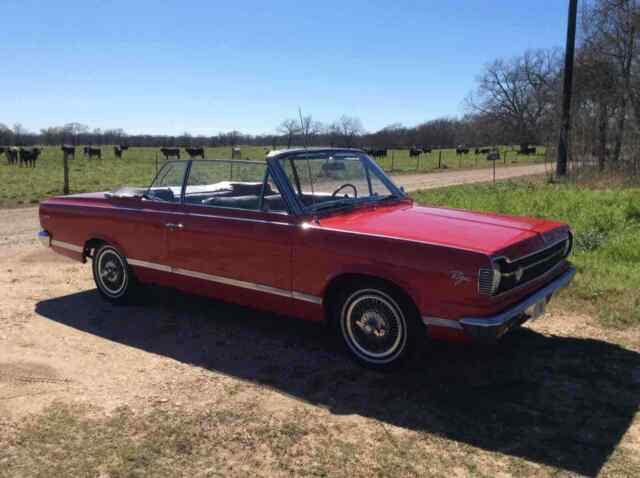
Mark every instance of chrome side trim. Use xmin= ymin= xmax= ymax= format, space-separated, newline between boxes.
xmin=128 ymin=258 xmax=322 ymax=305
xmin=183 ymin=211 xmax=294 ymax=227
xmin=422 ymin=316 xmax=463 ymax=330
xmin=38 ymin=230 xmax=50 ymax=247
xmin=127 ymin=258 xmax=172 ymax=273
xmin=460 ymin=267 xmax=576 ymax=329
xmin=50 ymin=239 xmax=83 ymax=253
xmin=172 ymin=267 xmax=293 ymax=299
xmin=292 ymin=291 xmax=323 ymax=304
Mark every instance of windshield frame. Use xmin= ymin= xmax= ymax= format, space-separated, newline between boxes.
xmin=268 ymin=149 xmax=406 ymax=215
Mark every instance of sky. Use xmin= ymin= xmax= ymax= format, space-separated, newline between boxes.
xmin=0 ymin=0 xmax=570 ymax=136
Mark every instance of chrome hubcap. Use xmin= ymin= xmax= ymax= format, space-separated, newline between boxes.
xmin=355 ymin=310 xmax=388 ymax=338
xmin=343 ymin=291 xmax=406 ymax=363
xmin=97 ymin=249 xmax=126 ymax=296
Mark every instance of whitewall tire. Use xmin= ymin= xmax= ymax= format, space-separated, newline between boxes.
xmin=92 ymin=244 xmax=137 ymax=304
xmin=337 ymin=286 xmax=417 ymax=370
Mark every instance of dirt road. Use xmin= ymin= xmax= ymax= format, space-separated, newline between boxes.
xmin=2 ymin=161 xmax=639 ymax=477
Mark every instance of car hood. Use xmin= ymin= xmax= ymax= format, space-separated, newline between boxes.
xmin=315 ymin=202 xmax=567 ymax=256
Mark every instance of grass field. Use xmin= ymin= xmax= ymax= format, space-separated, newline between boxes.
xmin=0 ymin=145 xmax=546 ymax=207
xmin=412 ymin=178 xmax=640 ymax=328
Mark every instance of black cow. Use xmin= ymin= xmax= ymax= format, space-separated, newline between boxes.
xmin=368 ymin=149 xmax=387 ymax=158
xmin=160 ymin=147 xmax=180 ymax=160
xmin=456 ymin=146 xmax=470 ymax=155
xmin=19 ymin=147 xmax=41 ymax=167
xmin=474 ymin=147 xmax=490 ymax=154
xmin=114 ymin=146 xmax=125 ymax=159
xmin=6 ymin=147 xmax=18 ymax=165
xmin=409 ymin=148 xmax=422 ymax=157
xmin=61 ymin=145 xmax=75 ymax=159
xmin=422 ymin=147 xmax=432 ymax=154
xmin=85 ymin=146 xmax=102 ymax=159
xmin=519 ymin=146 xmax=537 ymax=155
xmin=185 ymin=147 xmax=205 ymax=159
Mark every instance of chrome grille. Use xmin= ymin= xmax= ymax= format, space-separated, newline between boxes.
xmin=479 ymin=234 xmax=572 ymax=297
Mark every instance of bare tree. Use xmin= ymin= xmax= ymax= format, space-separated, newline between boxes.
xmin=332 ymin=115 xmax=364 ymax=147
xmin=466 ymin=49 xmax=561 ymax=147
xmin=582 ymin=0 xmax=639 ymax=162
xmin=12 ymin=123 xmax=26 ymax=145
xmin=0 ymin=123 xmax=13 ymax=145
xmin=63 ymin=123 xmax=89 ymax=146
xmin=278 ymin=119 xmax=300 ymax=148
xmin=300 ymin=115 xmax=323 ymax=145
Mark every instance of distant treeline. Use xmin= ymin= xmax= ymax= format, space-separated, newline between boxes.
xmin=0 ymin=115 xmax=531 ymax=151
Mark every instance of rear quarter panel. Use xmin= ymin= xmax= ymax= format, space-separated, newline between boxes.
xmin=39 ymin=196 xmax=171 ymax=266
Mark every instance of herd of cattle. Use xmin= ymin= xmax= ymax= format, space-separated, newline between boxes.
xmin=0 ymin=145 xmax=244 ymax=168
xmin=0 ymin=144 xmax=539 ymax=168
xmin=0 ymin=146 xmax=42 ymax=167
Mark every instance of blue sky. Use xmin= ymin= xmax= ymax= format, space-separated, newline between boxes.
xmin=1 ymin=0 xmax=569 ymax=136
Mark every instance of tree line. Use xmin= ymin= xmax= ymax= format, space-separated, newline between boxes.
xmin=2 ymin=0 xmax=639 ymax=172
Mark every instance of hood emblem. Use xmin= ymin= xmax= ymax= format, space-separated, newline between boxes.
xmin=450 ymin=271 xmax=471 ymax=286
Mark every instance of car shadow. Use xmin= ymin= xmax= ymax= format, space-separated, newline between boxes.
xmin=35 ymin=287 xmax=640 ymax=477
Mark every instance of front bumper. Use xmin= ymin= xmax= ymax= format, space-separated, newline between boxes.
xmin=459 ymin=267 xmax=576 ymax=342
xmin=38 ymin=230 xmax=51 ymax=247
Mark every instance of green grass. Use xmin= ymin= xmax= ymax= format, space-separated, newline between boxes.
xmin=411 ymin=178 xmax=640 ymax=327
xmin=0 ymin=145 xmax=546 ymax=207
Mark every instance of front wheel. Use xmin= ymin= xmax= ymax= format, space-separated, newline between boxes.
xmin=337 ymin=286 xmax=418 ymax=370
xmin=92 ymin=244 xmax=138 ymax=304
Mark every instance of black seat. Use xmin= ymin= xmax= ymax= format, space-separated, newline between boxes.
xmin=203 ymin=195 xmax=261 ymax=209
xmin=149 ymin=188 xmax=175 ymax=202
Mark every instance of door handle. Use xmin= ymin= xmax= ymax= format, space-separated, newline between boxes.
xmin=165 ymin=222 xmax=184 ymax=230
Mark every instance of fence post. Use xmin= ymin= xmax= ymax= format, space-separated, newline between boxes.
xmin=493 ymin=157 xmax=496 ymax=184
xmin=417 ymin=153 xmax=421 ymax=171
xmin=63 ymin=152 xmax=69 ymax=195
xmin=391 ymin=151 xmax=395 ymax=171
xmin=438 ymin=150 xmax=442 ymax=169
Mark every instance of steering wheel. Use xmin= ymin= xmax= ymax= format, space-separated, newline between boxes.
xmin=331 ymin=183 xmax=357 ymax=198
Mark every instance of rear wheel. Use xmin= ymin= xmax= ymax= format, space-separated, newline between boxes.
xmin=336 ymin=285 xmax=418 ymax=370
xmin=92 ymin=244 xmax=137 ymax=304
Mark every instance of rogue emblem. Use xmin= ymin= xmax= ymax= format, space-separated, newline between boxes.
xmin=450 ymin=271 xmax=471 ymax=286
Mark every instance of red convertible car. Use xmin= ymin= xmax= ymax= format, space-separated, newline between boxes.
xmin=39 ymin=148 xmax=575 ymax=369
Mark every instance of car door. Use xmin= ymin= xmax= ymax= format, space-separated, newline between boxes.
xmin=165 ymin=160 xmax=296 ymax=313
xmin=122 ymin=161 xmax=189 ymax=286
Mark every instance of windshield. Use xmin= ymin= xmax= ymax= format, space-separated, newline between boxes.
xmin=279 ymin=151 xmax=403 ymax=212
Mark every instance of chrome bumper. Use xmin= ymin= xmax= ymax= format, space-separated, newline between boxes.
xmin=38 ymin=230 xmax=51 ymax=247
xmin=459 ymin=267 xmax=576 ymax=342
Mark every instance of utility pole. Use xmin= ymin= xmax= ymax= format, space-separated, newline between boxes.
xmin=556 ymin=0 xmax=578 ymax=177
